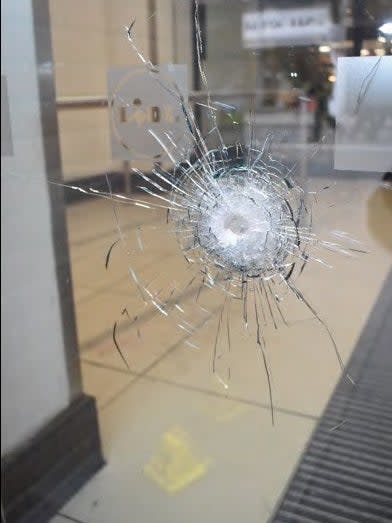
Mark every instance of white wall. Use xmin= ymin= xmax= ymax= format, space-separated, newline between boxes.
xmin=50 ymin=0 xmax=193 ymax=181
xmin=1 ymin=0 xmax=70 ymax=454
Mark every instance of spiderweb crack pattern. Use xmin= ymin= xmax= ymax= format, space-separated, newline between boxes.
xmin=96 ymin=6 xmax=366 ymax=423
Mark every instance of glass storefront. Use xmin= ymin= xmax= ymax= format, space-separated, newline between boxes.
xmin=2 ymin=1 xmax=392 ymax=522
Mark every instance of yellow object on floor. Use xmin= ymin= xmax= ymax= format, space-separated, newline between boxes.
xmin=144 ymin=427 xmax=210 ymax=494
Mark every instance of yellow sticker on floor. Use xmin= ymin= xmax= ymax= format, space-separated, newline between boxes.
xmin=144 ymin=426 xmax=210 ymax=494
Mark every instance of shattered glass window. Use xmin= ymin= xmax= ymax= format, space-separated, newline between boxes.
xmin=2 ymin=1 xmax=392 ymax=522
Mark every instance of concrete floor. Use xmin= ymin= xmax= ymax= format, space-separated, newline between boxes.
xmin=51 ymin=174 xmax=391 ymax=523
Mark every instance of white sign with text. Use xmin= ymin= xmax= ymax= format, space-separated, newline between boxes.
xmin=334 ymin=56 xmax=392 ymax=172
xmin=107 ymin=65 xmax=189 ymax=160
xmin=242 ymin=6 xmax=340 ymax=49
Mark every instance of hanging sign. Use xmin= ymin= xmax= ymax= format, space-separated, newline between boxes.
xmin=242 ymin=6 xmax=340 ymax=49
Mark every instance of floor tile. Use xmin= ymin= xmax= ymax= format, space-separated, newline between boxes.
xmin=80 ymin=362 xmax=135 ymax=409
xmin=57 ymin=378 xmax=315 ymax=523
xmin=69 ymin=238 xmax=130 ymax=299
xmin=74 ymin=290 xmax=128 ymax=349
xmin=79 ymin=267 xmax=222 ymax=373
xmin=61 ymin=175 xmax=391 ymax=523
xmin=80 ymin=289 xmax=214 ymax=374
xmin=145 ymin=311 xmax=350 ymax=418
xmin=66 ymin=198 xmax=116 ymax=246
xmin=144 ymin=269 xmax=389 ymax=419
xmin=143 ymin=178 xmax=392 ymax=418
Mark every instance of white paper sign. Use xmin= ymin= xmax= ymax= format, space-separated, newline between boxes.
xmin=242 ymin=6 xmax=340 ymax=49
xmin=107 ymin=65 xmax=188 ymax=160
xmin=334 ymin=56 xmax=392 ymax=172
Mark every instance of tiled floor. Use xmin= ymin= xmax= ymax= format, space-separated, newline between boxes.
xmin=51 ymin=174 xmax=391 ymax=523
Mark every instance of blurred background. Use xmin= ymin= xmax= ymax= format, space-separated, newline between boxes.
xmin=2 ymin=1 xmax=392 ymax=522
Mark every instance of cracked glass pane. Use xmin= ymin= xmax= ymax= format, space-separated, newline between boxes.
xmin=2 ymin=1 xmax=392 ymax=522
